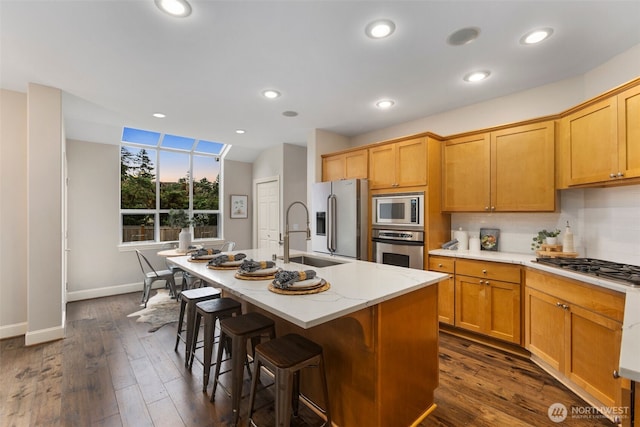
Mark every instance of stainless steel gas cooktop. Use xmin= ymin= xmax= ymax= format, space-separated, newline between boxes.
xmin=535 ymin=257 xmax=640 ymax=287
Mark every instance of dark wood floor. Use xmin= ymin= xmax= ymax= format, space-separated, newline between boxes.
xmin=0 ymin=291 xmax=615 ymax=427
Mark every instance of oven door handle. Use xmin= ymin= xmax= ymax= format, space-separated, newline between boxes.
xmin=327 ymin=194 xmax=337 ymax=253
xmin=371 ymin=237 xmax=424 ymax=246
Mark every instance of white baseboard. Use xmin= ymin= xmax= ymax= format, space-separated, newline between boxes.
xmin=24 ymin=323 xmax=65 ymax=346
xmin=65 ymin=281 xmax=170 ymax=302
xmin=0 ymin=322 xmax=28 ymax=340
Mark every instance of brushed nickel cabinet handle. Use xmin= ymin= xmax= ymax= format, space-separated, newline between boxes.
xmin=612 ymin=369 xmax=620 ymax=379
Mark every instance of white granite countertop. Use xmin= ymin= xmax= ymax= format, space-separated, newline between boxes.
xmin=429 ymin=248 xmax=640 ymax=384
xmin=168 ymin=248 xmax=447 ymax=329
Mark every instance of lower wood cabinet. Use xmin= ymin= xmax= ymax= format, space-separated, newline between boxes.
xmin=454 ymin=259 xmax=522 ymax=344
xmin=428 ymin=256 xmax=455 ymax=325
xmin=525 ymin=268 xmax=626 ymax=411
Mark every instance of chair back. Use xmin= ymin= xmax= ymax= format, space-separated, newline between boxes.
xmin=136 ymin=249 xmax=160 ymax=278
xmin=221 ymin=241 xmax=236 ymax=251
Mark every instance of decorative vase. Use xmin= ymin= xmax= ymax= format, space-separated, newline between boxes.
xmin=178 ymin=228 xmax=191 ymax=252
xmin=545 ymin=236 xmax=557 ymax=245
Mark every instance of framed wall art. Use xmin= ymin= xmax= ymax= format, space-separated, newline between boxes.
xmin=230 ymin=194 xmax=248 ymax=219
xmin=480 ymin=228 xmax=500 ymax=251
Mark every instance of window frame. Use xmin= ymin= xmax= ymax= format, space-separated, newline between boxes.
xmin=119 ymin=129 xmax=227 ymax=247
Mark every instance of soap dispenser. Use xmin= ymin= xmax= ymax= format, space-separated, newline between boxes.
xmin=562 ymin=221 xmax=574 ymax=253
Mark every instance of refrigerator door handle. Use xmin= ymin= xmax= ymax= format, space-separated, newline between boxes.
xmin=327 ymin=194 xmax=337 ymax=253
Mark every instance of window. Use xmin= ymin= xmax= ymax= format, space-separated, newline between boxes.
xmin=120 ymin=127 xmax=227 ymax=244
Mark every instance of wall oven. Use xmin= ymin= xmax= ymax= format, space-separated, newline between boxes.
xmin=372 ymin=192 xmax=424 ymax=229
xmin=372 ymin=229 xmax=424 ymax=270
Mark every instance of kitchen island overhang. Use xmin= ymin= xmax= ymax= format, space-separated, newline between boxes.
xmin=167 ymin=249 xmax=447 ymax=427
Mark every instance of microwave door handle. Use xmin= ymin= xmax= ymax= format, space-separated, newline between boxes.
xmin=327 ymin=194 xmax=337 ymax=253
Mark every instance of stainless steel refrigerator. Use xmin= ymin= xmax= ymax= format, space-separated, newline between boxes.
xmin=311 ymin=179 xmax=368 ymax=259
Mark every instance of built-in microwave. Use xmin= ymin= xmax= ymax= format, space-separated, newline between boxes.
xmin=372 ymin=193 xmax=424 ymax=228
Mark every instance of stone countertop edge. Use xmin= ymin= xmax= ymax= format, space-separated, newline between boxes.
xmin=619 ymin=289 xmax=640 ymax=382
xmin=167 ymin=250 xmax=448 ymax=330
xmin=428 ymin=249 xmax=632 ymax=294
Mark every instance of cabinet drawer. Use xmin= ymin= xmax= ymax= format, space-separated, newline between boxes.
xmin=525 ymin=268 xmax=625 ymax=322
xmin=456 ymin=259 xmax=521 ymax=283
xmin=428 ymin=256 xmax=455 ymax=273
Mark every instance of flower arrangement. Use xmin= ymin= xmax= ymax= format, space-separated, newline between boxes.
xmin=531 ymin=229 xmax=561 ymax=250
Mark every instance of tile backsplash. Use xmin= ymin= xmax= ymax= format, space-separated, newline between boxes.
xmin=450 ymin=185 xmax=640 ymax=265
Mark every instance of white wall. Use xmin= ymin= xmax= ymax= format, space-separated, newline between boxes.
xmin=222 ymin=159 xmax=253 ymax=250
xmin=0 ymin=89 xmax=28 ymax=338
xmin=26 ymin=83 xmax=64 ymax=344
xmin=252 ymin=143 xmax=308 ymax=251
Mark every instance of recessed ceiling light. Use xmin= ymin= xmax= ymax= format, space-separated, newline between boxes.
xmin=463 ymin=71 xmax=491 ymax=82
xmin=152 ymin=112 xmax=166 ymax=118
xmin=235 ymin=129 xmax=245 ymax=134
xmin=375 ymin=99 xmax=395 ymax=109
xmin=447 ymin=27 xmax=481 ymax=46
xmin=365 ymin=19 xmax=396 ymax=39
xmin=520 ymin=28 xmax=554 ymax=45
xmin=282 ymin=111 xmax=298 ymax=117
xmin=154 ymin=0 xmax=192 ymax=18
xmin=262 ymin=89 xmax=281 ymax=99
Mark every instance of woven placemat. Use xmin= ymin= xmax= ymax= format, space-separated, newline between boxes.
xmin=187 ymin=258 xmax=211 ymax=263
xmin=207 ymin=265 xmax=238 ymax=270
xmin=268 ymin=281 xmax=330 ymax=295
xmin=234 ymin=272 xmax=276 ymax=281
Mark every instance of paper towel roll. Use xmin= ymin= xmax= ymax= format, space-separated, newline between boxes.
xmin=454 ymin=228 xmax=469 ymax=250
xmin=469 ymin=237 xmax=481 ymax=253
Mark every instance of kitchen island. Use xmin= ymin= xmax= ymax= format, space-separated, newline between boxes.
xmin=168 ymin=248 xmax=448 ymax=427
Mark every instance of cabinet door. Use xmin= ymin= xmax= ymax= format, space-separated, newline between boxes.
xmin=491 ymin=121 xmax=556 ymax=211
xmin=368 ymin=144 xmax=396 ymax=189
xmin=454 ymin=275 xmax=485 ymax=334
xmin=395 ymin=138 xmax=427 ymax=187
xmin=486 ymin=280 xmax=521 ymax=344
xmin=322 ymin=154 xmax=345 ymax=182
xmin=344 ymin=150 xmax=368 ymax=179
xmin=562 ymin=97 xmax=618 ymax=185
xmin=442 ymin=133 xmax=490 ymax=211
xmin=618 ymin=84 xmax=640 ymax=180
xmin=525 ymin=287 xmax=566 ymax=371
xmin=566 ymin=303 xmax=623 ymax=408
xmin=437 ymin=276 xmax=455 ymax=325
xmin=429 ymin=256 xmax=455 ymax=325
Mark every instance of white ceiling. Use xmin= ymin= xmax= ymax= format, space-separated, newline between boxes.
xmin=2 ymin=1 xmax=640 ymax=162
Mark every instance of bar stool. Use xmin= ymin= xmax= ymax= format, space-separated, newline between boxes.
xmin=174 ymin=287 xmax=221 ymax=367
xmin=248 ymin=333 xmax=331 ymax=427
xmin=211 ymin=312 xmax=276 ymax=426
xmin=189 ymin=297 xmax=243 ymax=392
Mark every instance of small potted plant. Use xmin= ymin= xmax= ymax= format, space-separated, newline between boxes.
xmin=168 ymin=209 xmax=192 ymax=252
xmin=531 ymin=229 xmax=561 ymax=250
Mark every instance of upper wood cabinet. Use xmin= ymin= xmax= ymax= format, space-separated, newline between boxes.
xmin=559 ymin=83 xmax=640 ymax=187
xmin=321 ymin=149 xmax=368 ymax=182
xmin=368 ymin=137 xmax=427 ymax=189
xmin=443 ymin=121 xmax=556 ymax=212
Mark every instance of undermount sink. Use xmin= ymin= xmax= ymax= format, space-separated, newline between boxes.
xmin=287 ymin=255 xmax=347 ymax=268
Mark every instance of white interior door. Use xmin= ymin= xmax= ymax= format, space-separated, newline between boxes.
xmin=255 ymin=178 xmax=280 ymax=251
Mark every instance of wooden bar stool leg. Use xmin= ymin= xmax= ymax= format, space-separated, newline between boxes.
xmin=200 ymin=313 xmax=215 ymax=391
xmin=230 ymin=331 xmax=247 ymax=426
xmin=275 ymin=367 xmax=295 ymax=427
xmin=174 ymin=300 xmax=186 ymax=351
